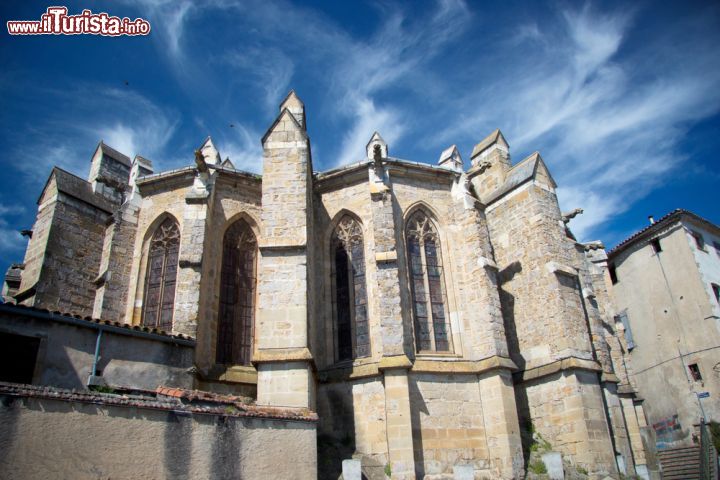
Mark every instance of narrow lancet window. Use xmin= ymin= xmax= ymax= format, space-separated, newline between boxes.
xmin=142 ymin=217 xmax=180 ymax=331
xmin=217 ymin=219 xmax=257 ymax=366
xmin=406 ymin=210 xmax=452 ymax=352
xmin=332 ymin=216 xmax=370 ymax=361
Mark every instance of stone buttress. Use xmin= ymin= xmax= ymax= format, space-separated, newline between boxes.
xmin=254 ymin=91 xmax=316 ymax=409
xmin=469 ymin=130 xmax=619 ymax=478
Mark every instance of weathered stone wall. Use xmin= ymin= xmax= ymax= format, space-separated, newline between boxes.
xmin=88 ymin=149 xmax=130 ymax=204
xmin=314 ymin=176 xmax=378 ymax=367
xmin=481 ymin=167 xmax=617 ymax=476
xmin=317 ymin=378 xmax=389 ymax=478
xmin=0 ymin=306 xmax=194 ymax=391
xmin=484 ymin=182 xmax=594 ymax=370
xmin=409 ymin=373 xmax=491 ymax=477
xmin=92 ymin=203 xmax=140 ymax=323
xmin=0 ymin=394 xmax=317 ymax=480
xmin=520 ymin=370 xmax=617 ymax=477
xmin=255 ymin=104 xmax=315 ymax=410
xmin=194 ymin=174 xmax=261 ymax=374
xmin=31 ymin=192 xmax=109 ymax=317
xmin=126 ymin=175 xmax=192 ymax=326
xmin=18 ymin=178 xmax=57 ymax=300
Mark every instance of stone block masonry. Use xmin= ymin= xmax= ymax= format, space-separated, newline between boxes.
xmin=2 ymin=93 xmax=650 ymax=480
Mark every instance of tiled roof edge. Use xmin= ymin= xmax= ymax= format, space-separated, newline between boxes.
xmin=0 ymin=302 xmax=195 ymax=345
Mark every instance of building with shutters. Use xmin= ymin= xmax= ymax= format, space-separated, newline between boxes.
xmin=607 ymin=210 xmax=720 ymax=450
xmin=1 ymin=91 xmax=652 ymax=479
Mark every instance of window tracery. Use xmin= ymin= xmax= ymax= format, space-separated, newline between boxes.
xmin=216 ymin=220 xmax=257 ymax=366
xmin=331 ymin=216 xmax=370 ymax=361
xmin=406 ymin=210 xmax=452 ymax=352
xmin=142 ymin=217 xmax=180 ymax=331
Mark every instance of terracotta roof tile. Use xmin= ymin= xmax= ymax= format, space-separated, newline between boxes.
xmin=0 ymin=382 xmax=317 ymax=422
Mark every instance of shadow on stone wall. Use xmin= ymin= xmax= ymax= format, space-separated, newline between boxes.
xmin=211 ymin=416 xmax=241 ymax=479
xmin=0 ymin=395 xmax=19 ymax=469
xmin=164 ymin=411 xmax=193 ymax=478
xmin=409 ymin=377 xmax=428 ymax=479
xmin=318 ymin=386 xmax=356 ymax=480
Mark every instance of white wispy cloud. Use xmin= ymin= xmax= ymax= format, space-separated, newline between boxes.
xmin=220 ymin=48 xmax=295 ymax=110
xmin=12 ymin=85 xmax=177 ymax=182
xmin=217 ymin=124 xmax=264 ymax=174
xmin=111 ymin=0 xmax=720 ymax=243
xmin=0 ymin=205 xmax=27 ymax=254
xmin=431 ymin=4 xmax=720 ymax=240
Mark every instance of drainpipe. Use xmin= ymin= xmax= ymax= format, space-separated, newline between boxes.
xmin=87 ymin=330 xmax=107 ymax=387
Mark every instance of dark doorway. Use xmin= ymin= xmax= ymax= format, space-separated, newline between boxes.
xmin=0 ymin=332 xmax=40 ymax=384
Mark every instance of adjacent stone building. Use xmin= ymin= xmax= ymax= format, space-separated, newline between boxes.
xmin=2 ymin=91 xmax=650 ymax=479
xmin=607 ymin=210 xmax=720 ymax=451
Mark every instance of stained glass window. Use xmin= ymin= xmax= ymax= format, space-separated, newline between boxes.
xmin=216 ymin=219 xmax=257 ymax=366
xmin=331 ymin=216 xmax=370 ymax=361
xmin=142 ymin=217 xmax=180 ymax=331
xmin=406 ymin=210 xmax=452 ymax=352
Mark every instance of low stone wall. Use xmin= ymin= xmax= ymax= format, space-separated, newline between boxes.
xmin=0 ymin=383 xmax=317 ymax=480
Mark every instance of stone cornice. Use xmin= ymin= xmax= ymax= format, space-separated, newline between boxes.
xmin=513 ymin=357 xmax=602 ymax=383
xmin=412 ymin=355 xmax=518 ymax=374
xmin=252 ymin=347 xmax=315 ymax=367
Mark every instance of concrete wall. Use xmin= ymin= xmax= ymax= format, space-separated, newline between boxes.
xmin=0 ymin=307 xmax=194 ymax=391
xmin=0 ymin=394 xmax=316 ymax=480
xmin=611 ymin=220 xmax=720 ymax=447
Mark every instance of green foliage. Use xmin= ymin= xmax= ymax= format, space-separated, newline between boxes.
xmin=528 ymin=460 xmax=547 ymax=475
xmin=384 ymin=463 xmax=392 ymax=477
xmin=709 ymin=421 xmax=720 ymax=453
xmin=577 ymin=466 xmax=588 ymax=475
xmin=89 ymin=385 xmax=116 ymax=394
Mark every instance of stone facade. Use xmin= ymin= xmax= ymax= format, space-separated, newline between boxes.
xmin=2 ymin=91 xmax=649 ymax=479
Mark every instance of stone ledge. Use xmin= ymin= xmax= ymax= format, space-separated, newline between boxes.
xmin=545 ymin=261 xmax=578 ymax=277
xmin=514 ymin=357 xmax=602 ymax=383
xmin=600 ymin=372 xmax=620 ymax=384
xmin=318 ymin=361 xmax=381 ymax=383
xmin=202 ymin=365 xmax=258 ymax=384
xmin=258 ymin=244 xmax=307 ymax=253
xmin=378 ymin=354 xmax=413 ymax=371
xmin=375 ymin=251 xmax=397 ymax=263
xmin=253 ymin=347 xmax=314 ymax=365
xmin=185 ymin=191 xmax=209 ymax=204
xmin=412 ymin=355 xmax=517 ymax=375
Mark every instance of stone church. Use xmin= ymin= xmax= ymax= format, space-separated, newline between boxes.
xmin=3 ymin=91 xmax=651 ymax=479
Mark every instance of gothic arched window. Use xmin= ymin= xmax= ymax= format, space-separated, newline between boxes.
xmin=142 ymin=217 xmax=180 ymax=331
xmin=216 ymin=219 xmax=257 ymax=366
xmin=332 ymin=216 xmax=370 ymax=361
xmin=406 ymin=210 xmax=452 ymax=352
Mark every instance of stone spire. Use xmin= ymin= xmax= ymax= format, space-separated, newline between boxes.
xmin=470 ymin=128 xmax=509 ymax=169
xmin=438 ymin=144 xmax=463 ymax=171
xmin=366 ymin=131 xmax=388 ymax=159
xmin=279 ymin=90 xmax=306 ymax=130
xmin=468 ymin=129 xmax=511 ymax=197
xmin=198 ymin=136 xmax=222 ymax=165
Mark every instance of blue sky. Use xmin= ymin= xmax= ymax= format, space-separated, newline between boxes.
xmin=1 ymin=0 xmax=719 ymax=274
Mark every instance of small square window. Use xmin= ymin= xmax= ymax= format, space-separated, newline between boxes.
xmin=688 ymin=363 xmax=702 ymax=382
xmin=712 ymin=283 xmax=720 ymax=304
xmin=691 ymin=231 xmax=706 ymax=251
xmin=650 ymin=238 xmax=662 ymax=253
xmin=609 ymin=264 xmax=618 ymax=284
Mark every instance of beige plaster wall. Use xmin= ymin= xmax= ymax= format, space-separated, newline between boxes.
xmin=0 ymin=395 xmax=317 ymax=480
